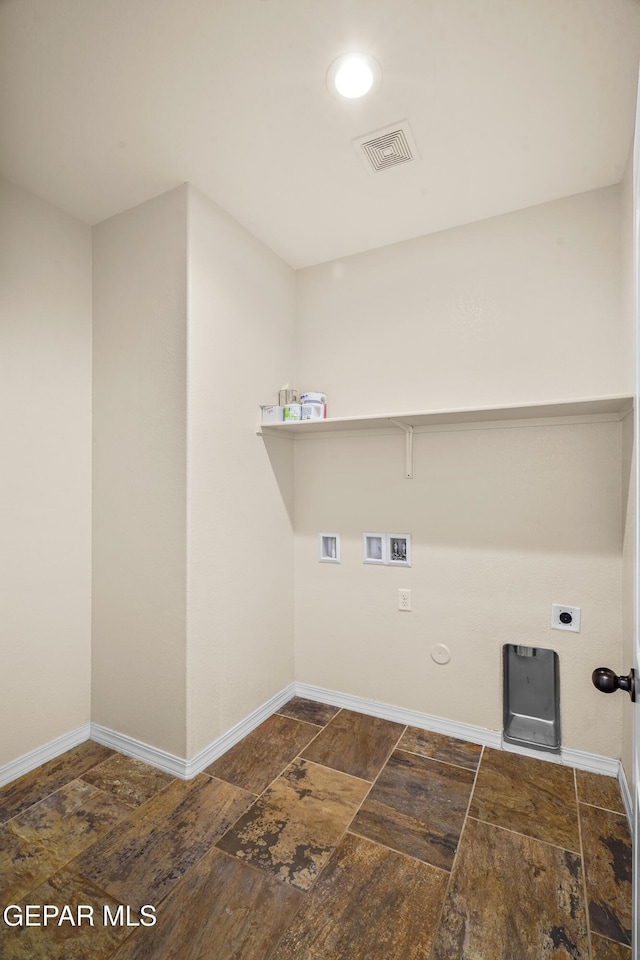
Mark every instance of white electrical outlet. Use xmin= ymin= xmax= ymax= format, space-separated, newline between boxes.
xmin=398 ymin=589 xmax=411 ymax=611
xmin=551 ymin=604 xmax=581 ymax=633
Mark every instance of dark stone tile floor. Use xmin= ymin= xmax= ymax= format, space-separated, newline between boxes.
xmin=0 ymin=698 xmax=632 ymax=959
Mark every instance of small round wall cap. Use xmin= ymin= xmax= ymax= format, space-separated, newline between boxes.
xmin=431 ymin=644 xmax=451 ymax=665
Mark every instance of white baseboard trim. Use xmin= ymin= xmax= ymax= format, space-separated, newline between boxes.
xmin=618 ymin=763 xmax=634 ymax=836
xmin=185 ymin=682 xmax=296 ymax=779
xmin=561 ymin=746 xmax=621 ymax=778
xmin=501 ymin=737 xmax=621 ymax=777
xmin=294 ymin=682 xmax=623 ymax=780
xmin=294 ymin=682 xmax=502 ymax=748
xmin=0 ymin=723 xmax=91 ymax=788
xmin=91 ymin=681 xmax=297 ymax=781
xmin=0 ymin=683 xmax=298 ymax=788
xmin=1 ymin=682 xmax=627 ymax=831
xmin=90 ymin=724 xmax=188 ymax=779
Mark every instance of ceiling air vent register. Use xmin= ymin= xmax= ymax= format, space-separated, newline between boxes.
xmin=353 ymin=120 xmax=420 ymax=174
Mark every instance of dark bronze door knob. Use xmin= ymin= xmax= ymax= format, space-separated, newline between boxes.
xmin=592 ymin=667 xmax=636 ymax=701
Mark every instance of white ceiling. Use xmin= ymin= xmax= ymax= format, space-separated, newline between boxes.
xmin=1 ymin=0 xmax=639 ymax=268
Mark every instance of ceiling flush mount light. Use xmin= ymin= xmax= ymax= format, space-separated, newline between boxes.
xmin=327 ymin=53 xmax=381 ymax=100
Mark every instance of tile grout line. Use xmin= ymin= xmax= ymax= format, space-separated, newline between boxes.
xmin=342 ymin=720 xmax=409 ymax=818
xmin=69 ymin=779 xmax=257 ymax=949
xmin=346 ymin=738 xmax=481 ymax=871
xmin=285 ymin=720 xmax=410 ymax=895
xmin=60 ymin=862 xmax=136 ymax=907
xmin=288 ymin=717 xmax=485 ymax=907
xmin=76 ymin=752 xmax=179 ymax=810
xmin=8 ymin=745 xmax=208 ymax=829
xmin=308 ymin=718 xmax=408 ymax=851
xmin=136 ymin=741 xmax=598 ymax=959
xmin=1 ymin=774 xmax=134 ymax=833
xmin=426 ymin=744 xmax=486 ymax=960
xmin=10 ymin=862 xmax=143 ymax=960
xmin=576 ymin=798 xmax=633 ymax=952
xmin=211 ymin=708 xmax=466 ymax=812
xmin=8 ymin=835 xmax=151 ymax=926
xmin=254 ymin=708 xmax=403 ymax=960
xmin=76 ymin=773 xmax=179 ymax=812
xmin=8 ymin=706 xmax=620 ymax=960
xmin=297 ymin=708 xmax=405 ymax=783
xmin=445 ymin=745 xmax=485 ymax=870
xmin=212 ymin=839 xmax=336 ymax=960
xmin=261 ymin=717 xmax=409 ymax=960
xmin=590 ymin=931 xmax=633 ymax=951
xmin=83 ymin=784 xmax=273 ymax=956
xmin=1 ymin=771 xmax=209 ymax=934
xmin=0 ymin=748 xmax=118 ymax=829
xmin=258 ymin=710 xmax=344 ymax=797
xmin=83 ymin=778 xmax=266 ymax=956
xmin=6 ymin=777 xmax=221 ymax=922
xmin=394 ymin=744 xmax=482 ymax=774
xmin=217 ymin=712 xmax=478 ymax=908
xmin=295 ymin=755 xmax=376 ymax=786
xmin=578 ymin=798 xmax=629 ymax=818
xmin=210 ymin=711 xmax=340 ymax=804
xmin=261 ymin=864 xmax=313 ymax=960
xmin=208 ymin=710 xmax=349 ymax=857
xmin=236 ymin=708 xmax=402 ymax=804
xmin=1 ymin=778 xmax=83 ymax=828
xmin=4 ymin=718 xmax=336 ymax=838
xmin=465 ymin=815 xmax=582 ymax=858
xmin=274 ymin=705 xmax=340 ymax=726
xmin=575 ymin=767 xmax=594 ymax=960
xmin=345 ymin=825 xmax=452 ymax=873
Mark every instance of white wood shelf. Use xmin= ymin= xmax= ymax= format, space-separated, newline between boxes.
xmin=258 ymin=395 xmax=633 ymax=438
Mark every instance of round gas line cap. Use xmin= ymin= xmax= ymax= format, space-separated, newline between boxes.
xmin=431 ymin=644 xmax=451 ymax=665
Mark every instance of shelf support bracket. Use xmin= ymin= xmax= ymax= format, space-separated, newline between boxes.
xmin=389 ymin=419 xmax=414 ymax=479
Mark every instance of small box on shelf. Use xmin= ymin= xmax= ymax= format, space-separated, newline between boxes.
xmin=261 ymin=405 xmax=284 ymax=423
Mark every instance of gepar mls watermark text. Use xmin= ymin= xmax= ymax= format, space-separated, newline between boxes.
xmin=2 ymin=903 xmax=157 ymax=927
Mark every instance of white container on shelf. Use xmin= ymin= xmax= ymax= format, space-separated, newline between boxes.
xmin=261 ymin=405 xmax=284 ymax=423
xmin=300 ymin=392 xmax=327 ymax=405
xmin=301 ymin=403 xmax=325 ymax=420
xmin=283 ymin=404 xmax=302 ymax=421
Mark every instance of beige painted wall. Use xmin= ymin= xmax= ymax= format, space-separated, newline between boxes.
xmin=92 ymin=187 xmax=188 ymax=757
xmin=296 ymin=187 xmax=629 ymax=418
xmin=0 ymin=177 xmax=92 ymax=766
xmin=186 ymin=186 xmax=295 ymax=757
xmin=92 ymin=182 xmax=295 ymax=761
xmin=294 ymin=186 xmax=629 ymax=758
xmin=2 ymin=172 xmax=629 ymax=769
xmin=294 ymin=422 xmax=623 ymax=755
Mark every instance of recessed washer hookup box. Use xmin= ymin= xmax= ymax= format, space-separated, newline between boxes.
xmin=503 ymin=644 xmax=560 ymax=753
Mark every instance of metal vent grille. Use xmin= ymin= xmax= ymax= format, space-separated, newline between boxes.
xmin=353 ymin=121 xmax=419 ymax=174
